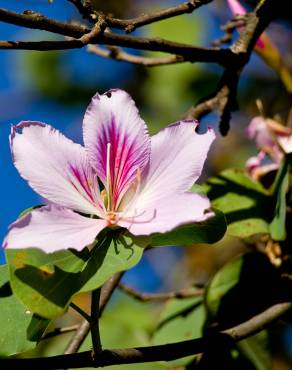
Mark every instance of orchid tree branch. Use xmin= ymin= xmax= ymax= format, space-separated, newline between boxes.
xmin=187 ymin=0 xmax=279 ymax=134
xmin=105 ymin=0 xmax=214 ymax=33
xmin=87 ymin=45 xmax=186 ymax=66
xmin=67 ymin=0 xmax=213 ymax=29
xmin=90 ymin=288 xmax=102 ymax=358
xmin=63 ymin=271 xmax=124 ymax=355
xmin=67 ymin=0 xmax=96 ymax=22
xmin=1 ymin=301 xmax=291 ymax=369
xmin=118 ymin=283 xmax=204 ymax=301
xmin=70 ymin=302 xmax=91 ymax=322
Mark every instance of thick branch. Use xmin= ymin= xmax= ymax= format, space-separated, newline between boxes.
xmin=1 ymin=302 xmax=291 ymax=369
xmin=118 ymin=283 xmax=203 ymax=301
xmin=0 ymin=8 xmax=236 ymax=67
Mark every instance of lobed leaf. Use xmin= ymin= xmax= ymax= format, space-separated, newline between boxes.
xmin=6 ymin=232 xmax=143 ymax=319
xmin=0 ymin=265 xmax=49 ymax=356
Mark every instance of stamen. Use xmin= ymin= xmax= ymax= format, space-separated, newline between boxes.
xmin=106 ymin=142 xmax=113 ymax=211
xmin=120 ymin=209 xmax=157 ymax=225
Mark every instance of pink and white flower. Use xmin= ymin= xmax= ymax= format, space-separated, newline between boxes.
xmin=246 ymin=115 xmax=292 ymax=179
xmin=4 ymin=89 xmax=215 ymax=253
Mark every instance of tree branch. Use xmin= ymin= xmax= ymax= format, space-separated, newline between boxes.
xmin=87 ymin=45 xmax=186 ymax=66
xmin=67 ymin=0 xmax=96 ymax=22
xmin=106 ymin=0 xmax=214 ymax=33
xmin=90 ymin=288 xmax=102 ymax=358
xmin=0 ymin=8 xmax=236 ymax=67
xmin=63 ymin=272 xmax=124 ymax=355
xmin=118 ymin=283 xmax=203 ymax=301
xmin=1 ymin=302 xmax=291 ymax=369
xmin=188 ymin=0 xmax=279 ymax=134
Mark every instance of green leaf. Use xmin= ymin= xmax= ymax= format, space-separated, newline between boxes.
xmin=205 ymin=253 xmax=283 ymax=327
xmin=205 ymin=169 xmax=273 ymax=238
xmin=205 ymin=256 xmax=243 ymax=317
xmin=237 ymin=331 xmax=271 ymax=370
xmin=142 ymin=209 xmax=226 ymax=247
xmin=269 ymin=159 xmax=289 ymax=240
xmin=153 ymin=296 xmax=205 ymax=367
xmin=0 ymin=265 xmax=49 ymax=356
xmin=6 ymin=232 xmax=143 ymax=319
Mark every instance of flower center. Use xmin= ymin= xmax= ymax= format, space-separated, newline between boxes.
xmin=103 ymin=142 xmax=143 ymax=227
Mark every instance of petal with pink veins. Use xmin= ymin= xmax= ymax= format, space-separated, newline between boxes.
xmin=3 ymin=205 xmax=107 ymax=253
xmin=118 ymin=192 xmax=212 ymax=236
xmin=11 ymin=121 xmax=103 ymax=216
xmin=134 ymin=121 xmax=215 ymax=206
xmin=277 ymin=135 xmax=292 ymax=154
xmin=83 ymin=89 xmax=150 ymax=208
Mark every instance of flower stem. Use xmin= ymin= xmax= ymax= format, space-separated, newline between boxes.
xmin=90 ymin=287 xmax=102 ymax=358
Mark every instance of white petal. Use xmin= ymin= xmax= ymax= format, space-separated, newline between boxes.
xmin=118 ymin=193 xmax=212 ymax=236
xmin=3 ymin=205 xmax=107 ymax=253
xmin=11 ymin=121 xmax=103 ymax=216
xmin=83 ymin=89 xmax=150 ymax=208
xmin=136 ymin=120 xmax=215 ymax=206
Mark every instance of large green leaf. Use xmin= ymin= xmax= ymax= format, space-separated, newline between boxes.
xmin=270 ymin=158 xmax=289 ymax=241
xmin=153 ymin=296 xmax=205 ymax=368
xmin=0 ymin=265 xmax=49 ymax=356
xmin=6 ymin=232 xmax=143 ymax=319
xmin=205 ymin=252 xmax=283 ymax=328
xmin=205 ymin=256 xmax=243 ymax=318
xmin=205 ymin=169 xmax=273 ymax=238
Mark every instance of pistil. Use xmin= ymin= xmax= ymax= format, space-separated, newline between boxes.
xmin=106 ymin=142 xmax=113 ymax=212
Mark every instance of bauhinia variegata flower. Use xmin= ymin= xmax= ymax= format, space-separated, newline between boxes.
xmin=4 ymin=89 xmax=215 ymax=252
xmin=246 ymin=115 xmax=292 ymax=180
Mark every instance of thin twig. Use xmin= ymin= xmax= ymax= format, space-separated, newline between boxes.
xmin=67 ymin=0 xmax=96 ymax=22
xmin=118 ymin=283 xmax=204 ymax=302
xmin=106 ymin=0 xmax=214 ymax=33
xmin=70 ymin=302 xmax=91 ymax=322
xmin=88 ymin=45 xmax=185 ymax=66
xmin=41 ymin=325 xmax=79 ymax=340
xmin=1 ymin=302 xmax=291 ymax=369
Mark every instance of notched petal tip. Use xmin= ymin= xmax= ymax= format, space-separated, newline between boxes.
xmin=10 ymin=121 xmax=47 ymax=160
xmin=4 ymin=205 xmax=106 ymax=253
xmin=83 ymin=88 xmax=151 ymax=207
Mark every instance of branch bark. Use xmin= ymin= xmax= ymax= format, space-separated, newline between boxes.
xmin=118 ymin=283 xmax=203 ymax=301
xmin=88 ymin=45 xmax=186 ymax=66
xmin=106 ymin=0 xmax=214 ymax=33
xmin=0 ymin=8 xmax=236 ymax=67
xmin=1 ymin=301 xmax=291 ymax=369
xmin=187 ymin=0 xmax=279 ymax=134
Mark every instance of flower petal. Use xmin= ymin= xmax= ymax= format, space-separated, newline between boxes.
xmin=83 ymin=89 xmax=150 ymax=208
xmin=11 ymin=121 xmax=103 ymax=215
xmin=118 ymin=193 xmax=212 ymax=236
xmin=136 ymin=120 xmax=215 ymax=205
xmin=3 ymin=205 xmax=107 ymax=253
